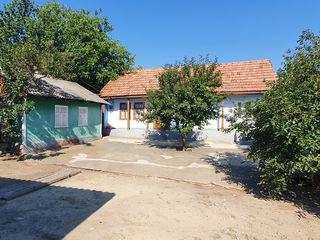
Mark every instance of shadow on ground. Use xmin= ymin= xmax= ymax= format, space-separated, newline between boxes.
xmin=203 ymin=152 xmax=320 ymax=218
xmin=142 ymin=138 xmax=208 ymax=150
xmin=23 ymin=151 xmax=65 ymax=161
xmin=0 ymin=177 xmax=115 ymax=240
xmin=142 ymin=131 xmax=208 ymax=150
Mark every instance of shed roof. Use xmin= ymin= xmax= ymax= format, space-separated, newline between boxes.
xmin=100 ymin=59 xmax=277 ymax=98
xmin=27 ymin=74 xmax=106 ymax=104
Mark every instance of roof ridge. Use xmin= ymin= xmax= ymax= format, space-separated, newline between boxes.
xmin=218 ymin=59 xmax=271 ymax=65
xmin=126 ymin=59 xmax=272 ymax=72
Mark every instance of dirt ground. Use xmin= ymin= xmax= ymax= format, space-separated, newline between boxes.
xmin=0 ymin=161 xmax=64 ymax=189
xmin=0 ymin=170 xmax=319 ymax=240
xmin=0 ymin=138 xmax=319 ymax=239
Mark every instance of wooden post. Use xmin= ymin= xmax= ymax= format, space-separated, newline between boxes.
xmin=221 ymin=100 xmax=225 ymax=130
xmin=127 ymin=98 xmax=131 ymax=129
xmin=146 ymin=98 xmax=149 ymax=130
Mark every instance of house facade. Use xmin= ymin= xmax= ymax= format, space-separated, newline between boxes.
xmin=22 ymin=74 xmax=106 ymax=150
xmin=100 ymin=60 xmax=277 ymax=141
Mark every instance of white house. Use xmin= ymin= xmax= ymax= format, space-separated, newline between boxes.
xmin=100 ymin=60 xmax=277 ymax=142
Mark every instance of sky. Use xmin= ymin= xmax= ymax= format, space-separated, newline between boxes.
xmin=3 ymin=0 xmax=320 ymax=71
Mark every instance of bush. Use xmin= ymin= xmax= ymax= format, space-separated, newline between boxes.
xmin=226 ymin=30 xmax=320 ymax=196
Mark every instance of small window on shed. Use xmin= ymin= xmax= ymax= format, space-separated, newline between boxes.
xmin=78 ymin=107 xmax=88 ymax=126
xmin=55 ymin=105 xmax=68 ymax=128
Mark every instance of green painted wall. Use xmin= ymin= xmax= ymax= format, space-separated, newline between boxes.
xmin=26 ymin=96 xmax=102 ymax=149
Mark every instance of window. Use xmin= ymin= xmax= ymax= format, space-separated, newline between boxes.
xmin=55 ymin=105 xmax=68 ymax=128
xmin=233 ymin=102 xmax=243 ymax=118
xmin=133 ymin=102 xmax=145 ymax=120
xmin=78 ymin=107 xmax=88 ymax=126
xmin=119 ymin=103 xmax=128 ymax=120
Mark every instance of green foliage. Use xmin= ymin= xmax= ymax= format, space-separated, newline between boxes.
xmin=226 ymin=30 xmax=320 ymax=196
xmin=29 ymin=2 xmax=134 ymax=92
xmin=0 ymin=0 xmax=134 ymax=145
xmin=0 ymin=0 xmax=36 ymax=142
xmin=145 ymin=56 xmax=224 ymax=149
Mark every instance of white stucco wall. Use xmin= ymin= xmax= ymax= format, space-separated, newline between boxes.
xmin=108 ymin=98 xmax=153 ymax=129
xmin=223 ymin=94 xmax=262 ymax=129
xmin=107 ymin=94 xmax=262 ymax=130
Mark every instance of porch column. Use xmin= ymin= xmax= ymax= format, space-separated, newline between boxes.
xmin=127 ymin=98 xmax=131 ymax=129
xmin=146 ymin=98 xmax=149 ymax=130
xmin=221 ymin=100 xmax=225 ymax=130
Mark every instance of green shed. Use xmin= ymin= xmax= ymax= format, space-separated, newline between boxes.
xmin=23 ymin=74 xmax=106 ymax=151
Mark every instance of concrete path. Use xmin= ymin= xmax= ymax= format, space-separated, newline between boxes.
xmin=33 ymin=137 xmax=257 ymax=190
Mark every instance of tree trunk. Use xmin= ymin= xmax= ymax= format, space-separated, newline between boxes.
xmin=182 ymin=137 xmax=186 ymax=150
xmin=176 ymin=128 xmax=185 ymax=151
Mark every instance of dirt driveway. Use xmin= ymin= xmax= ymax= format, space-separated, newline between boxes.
xmin=0 ymin=137 xmax=319 ymax=239
xmin=1 ymin=170 xmax=319 ymax=240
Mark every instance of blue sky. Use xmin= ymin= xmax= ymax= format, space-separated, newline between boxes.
xmin=3 ymin=0 xmax=320 ymax=71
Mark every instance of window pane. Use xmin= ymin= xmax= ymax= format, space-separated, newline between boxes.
xmin=121 ymin=111 xmax=126 ymax=119
xmin=79 ymin=107 xmax=88 ymax=126
xmin=120 ymin=103 xmax=127 ymax=110
xmin=55 ymin=105 xmax=68 ymax=127
xmin=134 ymin=102 xmax=144 ymax=109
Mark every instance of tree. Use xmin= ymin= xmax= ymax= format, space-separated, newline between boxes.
xmin=28 ymin=2 xmax=134 ymax=92
xmin=0 ymin=0 xmax=36 ymax=149
xmin=145 ymin=57 xmax=224 ymax=150
xmin=0 ymin=0 xmax=134 ymax=150
xmin=226 ymin=30 xmax=320 ymax=196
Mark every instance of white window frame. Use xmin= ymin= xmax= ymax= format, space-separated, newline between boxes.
xmin=78 ymin=107 xmax=88 ymax=127
xmin=55 ymin=105 xmax=68 ymax=128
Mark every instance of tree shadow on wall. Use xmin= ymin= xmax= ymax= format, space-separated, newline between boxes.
xmin=26 ymin=108 xmax=99 ymax=153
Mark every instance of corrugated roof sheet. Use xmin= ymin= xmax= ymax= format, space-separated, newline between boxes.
xmin=100 ymin=60 xmax=277 ymax=98
xmin=28 ymin=74 xmax=106 ymax=104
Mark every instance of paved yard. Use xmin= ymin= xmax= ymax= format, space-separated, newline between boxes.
xmin=0 ymin=137 xmax=319 ymax=239
xmin=33 ymin=137 xmax=256 ymax=190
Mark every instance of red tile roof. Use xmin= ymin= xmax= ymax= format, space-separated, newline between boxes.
xmin=100 ymin=60 xmax=277 ymax=98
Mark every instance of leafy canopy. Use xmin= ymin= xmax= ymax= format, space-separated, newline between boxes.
xmin=226 ymin=30 xmax=320 ymax=196
xmin=0 ymin=0 xmax=36 ymax=141
xmin=0 ymin=0 xmax=134 ymax=144
xmin=30 ymin=2 xmax=134 ymax=92
xmin=145 ymin=57 xmax=224 ymax=148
